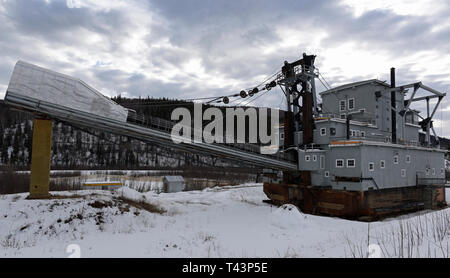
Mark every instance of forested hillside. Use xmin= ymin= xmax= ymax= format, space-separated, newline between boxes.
xmin=0 ymin=98 xmax=241 ymax=170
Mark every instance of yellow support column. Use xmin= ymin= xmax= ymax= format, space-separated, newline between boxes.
xmin=28 ymin=118 xmax=52 ymax=199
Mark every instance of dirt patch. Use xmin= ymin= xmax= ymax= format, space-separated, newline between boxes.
xmin=95 ymin=211 xmax=105 ymax=226
xmin=118 ymin=204 xmax=131 ymax=214
xmin=114 ymin=197 xmax=166 ymax=214
xmin=11 ymin=195 xmax=21 ymax=202
xmin=87 ymin=196 xmax=164 ymax=215
xmin=49 ymin=194 xmax=87 ymax=200
xmin=64 ymin=213 xmax=83 ymax=224
xmin=88 ymin=200 xmax=113 ymax=209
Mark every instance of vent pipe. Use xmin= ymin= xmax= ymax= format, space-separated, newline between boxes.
xmin=390 ymin=68 xmax=397 ymax=144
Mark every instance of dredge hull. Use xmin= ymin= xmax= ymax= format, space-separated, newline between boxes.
xmin=263 ymin=182 xmax=447 ymax=221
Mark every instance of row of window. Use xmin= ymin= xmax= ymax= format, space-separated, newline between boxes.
xmin=319 ymin=128 xmax=366 ymax=137
xmin=425 ymin=168 xmax=444 ymax=176
xmin=368 ymin=161 xmax=406 ymax=175
xmin=323 ymin=168 xmax=444 ymax=179
xmin=336 ymin=156 xmax=411 ymax=169
xmin=368 ymin=164 xmax=443 ymax=176
xmin=336 ymin=159 xmax=355 ymax=168
xmin=305 ymin=155 xmax=326 ymax=170
xmin=328 ymin=155 xmax=416 ymax=169
xmin=340 ymin=98 xmax=355 ymax=111
xmin=394 ymin=155 xmax=411 ymax=164
xmin=350 ymin=130 xmax=365 ymax=137
xmin=334 ymin=158 xmax=444 ymax=176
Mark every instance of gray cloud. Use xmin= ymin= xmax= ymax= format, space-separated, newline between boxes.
xmin=0 ymin=0 xmax=450 ymax=135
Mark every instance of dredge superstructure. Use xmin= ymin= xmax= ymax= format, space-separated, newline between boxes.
xmin=264 ymin=54 xmax=447 ymax=220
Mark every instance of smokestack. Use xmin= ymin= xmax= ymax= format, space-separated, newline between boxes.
xmin=390 ymin=68 xmax=397 ymax=143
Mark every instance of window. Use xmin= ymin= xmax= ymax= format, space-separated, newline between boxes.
xmin=330 ymin=128 xmax=336 ymax=135
xmin=406 ymin=155 xmax=411 ymax=163
xmin=280 ymin=133 xmax=284 ymax=140
xmin=401 ymin=169 xmax=406 ymax=177
xmin=320 ymin=156 xmax=325 ymax=169
xmin=347 ymin=159 xmax=356 ymax=168
xmin=380 ymin=160 xmax=385 ymax=169
xmin=356 ymin=130 xmax=360 ymax=137
xmin=313 ymin=155 xmax=317 ymax=162
xmin=432 ymin=168 xmax=435 ymax=175
xmin=320 ymin=128 xmax=326 ymax=136
xmin=369 ymin=162 xmax=375 ymax=171
xmin=351 ymin=130 xmax=356 ymax=137
xmin=394 ymin=155 xmax=399 ymax=164
xmin=348 ymin=98 xmax=355 ymax=110
xmin=305 ymin=155 xmax=311 ymax=162
xmin=336 ymin=159 xmax=344 ymax=168
xmin=340 ymin=114 xmax=346 ymax=119
xmin=361 ymin=131 xmax=366 ymax=138
xmin=324 ymin=171 xmax=330 ymax=178
xmin=340 ymin=100 xmax=346 ymax=111
xmin=425 ymin=168 xmax=430 ymax=176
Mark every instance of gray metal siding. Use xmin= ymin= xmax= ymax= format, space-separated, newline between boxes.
xmin=360 ymin=145 xmax=445 ymax=190
xmin=328 ymin=147 xmax=363 ymax=191
xmin=322 ymin=83 xmax=383 ymax=121
xmin=313 ymin=120 xmax=389 ymax=145
xmin=320 ymin=144 xmax=445 ymax=191
xmin=321 ymin=82 xmax=410 ymax=142
xmin=298 ymin=150 xmax=325 ymax=171
xmin=403 ymin=124 xmax=420 ymax=142
xmin=309 ymin=80 xmax=444 ymax=192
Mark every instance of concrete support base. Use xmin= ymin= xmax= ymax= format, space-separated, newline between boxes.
xmin=28 ymin=118 xmax=52 ymax=199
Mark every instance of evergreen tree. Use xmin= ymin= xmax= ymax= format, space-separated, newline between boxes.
xmin=0 ymin=125 xmax=3 ymax=149
xmin=16 ymin=122 xmax=22 ymax=138
xmin=96 ymin=141 xmax=103 ymax=166
xmin=10 ymin=133 xmax=20 ymax=165
xmin=76 ymin=131 xmax=82 ymax=150
xmin=18 ymin=151 xmax=25 ymax=166
xmin=1 ymin=141 xmax=8 ymax=164
xmin=24 ymin=135 xmax=32 ymax=164
xmin=128 ymin=150 xmax=136 ymax=167
xmin=24 ymin=119 xmax=31 ymax=135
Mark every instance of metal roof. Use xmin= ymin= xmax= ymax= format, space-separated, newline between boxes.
xmin=319 ymin=79 xmax=390 ymax=96
xmin=163 ymin=176 xmax=184 ymax=182
xmin=6 ymin=61 xmax=128 ymax=122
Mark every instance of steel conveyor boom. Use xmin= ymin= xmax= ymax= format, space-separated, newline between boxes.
xmin=4 ymin=61 xmax=297 ymax=171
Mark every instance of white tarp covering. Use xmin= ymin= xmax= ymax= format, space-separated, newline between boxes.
xmin=6 ymin=61 xmax=128 ymax=122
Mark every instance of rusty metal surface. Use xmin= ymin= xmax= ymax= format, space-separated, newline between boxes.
xmin=263 ymin=182 xmax=448 ymax=221
xmin=263 ymin=183 xmax=290 ymax=204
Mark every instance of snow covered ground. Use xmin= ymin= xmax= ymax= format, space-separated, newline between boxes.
xmin=0 ymin=184 xmax=449 ymax=258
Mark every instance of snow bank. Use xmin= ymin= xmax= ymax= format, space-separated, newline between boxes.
xmin=0 ymin=186 xmax=448 ymax=258
xmin=268 ymin=204 xmax=309 ymax=230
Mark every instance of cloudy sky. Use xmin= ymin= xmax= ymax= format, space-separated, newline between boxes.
xmin=0 ymin=0 xmax=449 ymax=136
